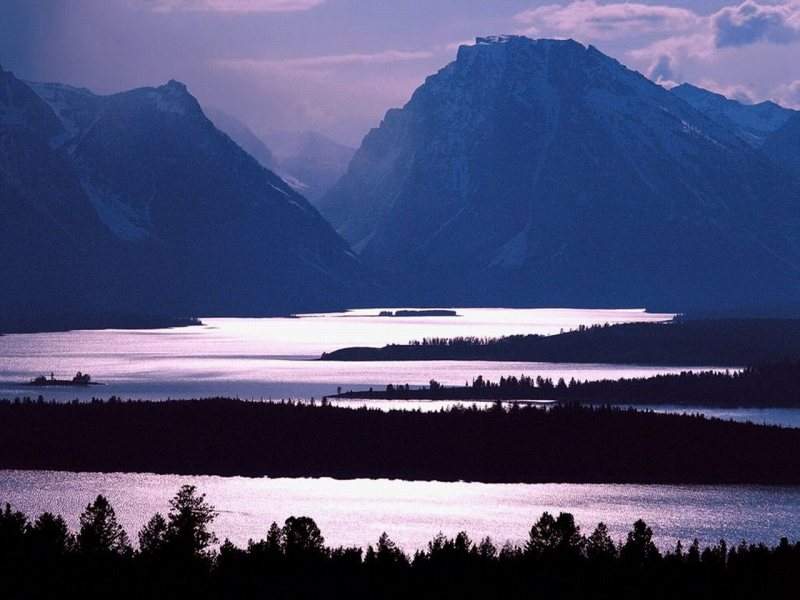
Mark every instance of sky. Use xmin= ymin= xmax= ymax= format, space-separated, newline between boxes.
xmin=2 ymin=0 xmax=800 ymax=146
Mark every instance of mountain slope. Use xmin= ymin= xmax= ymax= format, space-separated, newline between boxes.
xmin=671 ymin=83 xmax=795 ymax=147
xmin=2 ymin=71 xmax=371 ymax=327
xmin=763 ymin=112 xmax=800 ymax=181
xmin=205 ymin=107 xmax=276 ymax=170
xmin=0 ymin=67 xmax=120 ymax=327
xmin=268 ymin=130 xmax=355 ymax=204
xmin=320 ymin=36 xmax=800 ymax=311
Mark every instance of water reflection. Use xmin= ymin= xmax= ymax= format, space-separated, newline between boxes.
xmin=2 ymin=470 xmax=798 ymax=551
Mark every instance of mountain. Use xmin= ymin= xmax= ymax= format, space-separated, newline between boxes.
xmin=205 ymin=107 xmax=277 ymax=170
xmin=1 ymin=68 xmax=371 ymax=328
xmin=267 ymin=130 xmax=355 ymax=204
xmin=763 ymin=112 xmax=800 ymax=181
xmin=319 ymin=36 xmax=800 ymax=311
xmin=0 ymin=68 xmax=120 ymax=328
xmin=671 ymin=83 xmax=795 ymax=147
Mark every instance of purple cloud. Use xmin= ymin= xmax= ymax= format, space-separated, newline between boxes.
xmin=142 ymin=0 xmax=324 ymax=13
xmin=514 ymin=1 xmax=699 ymax=40
xmin=216 ymin=50 xmax=435 ymax=71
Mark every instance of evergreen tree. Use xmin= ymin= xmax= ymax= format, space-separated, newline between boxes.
xmin=165 ymin=485 xmax=217 ymax=558
xmin=77 ymin=495 xmax=131 ymax=556
xmin=138 ymin=513 xmax=168 ymax=556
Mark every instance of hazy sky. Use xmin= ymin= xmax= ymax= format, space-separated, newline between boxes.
xmin=3 ymin=1 xmax=800 ymax=145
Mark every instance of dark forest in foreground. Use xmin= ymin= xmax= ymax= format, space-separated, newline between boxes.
xmin=2 ymin=485 xmax=799 ymax=600
xmin=331 ymin=361 xmax=800 ymax=407
xmin=1 ymin=399 xmax=800 ymax=484
xmin=321 ymin=319 xmax=800 ymax=365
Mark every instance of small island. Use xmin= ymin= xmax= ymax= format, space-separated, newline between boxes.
xmin=26 ymin=371 xmax=98 ymax=387
xmin=378 ymin=309 xmax=459 ymax=317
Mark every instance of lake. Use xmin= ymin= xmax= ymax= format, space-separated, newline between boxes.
xmin=2 ymin=470 xmax=798 ymax=551
xmin=2 ymin=307 xmax=796 ymax=426
xmin=2 ymin=307 xmax=799 ymax=548
xmin=0 ymin=307 xmax=683 ymax=403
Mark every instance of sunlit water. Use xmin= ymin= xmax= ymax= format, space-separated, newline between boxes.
xmin=1 ymin=307 xmax=795 ymax=425
xmin=0 ymin=307 xmax=680 ymax=403
xmin=2 ymin=308 xmax=799 ymax=547
xmin=2 ymin=470 xmax=798 ymax=551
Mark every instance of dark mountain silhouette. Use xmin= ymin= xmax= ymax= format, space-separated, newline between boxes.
xmin=320 ymin=36 xmax=800 ymax=311
xmin=1 ymin=67 xmax=373 ymax=329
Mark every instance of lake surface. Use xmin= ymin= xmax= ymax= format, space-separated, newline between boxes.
xmin=0 ymin=307 xmax=682 ymax=402
xmin=2 ymin=470 xmax=798 ymax=551
xmin=2 ymin=306 xmax=796 ymax=425
xmin=2 ymin=308 xmax=799 ymax=548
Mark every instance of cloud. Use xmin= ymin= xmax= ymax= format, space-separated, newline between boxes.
xmin=516 ymin=2 xmax=800 ymax=109
xmin=514 ymin=1 xmax=699 ymax=41
xmin=712 ymin=0 xmax=800 ymax=48
xmin=142 ymin=0 xmax=324 ymax=13
xmin=648 ymin=54 xmax=675 ymax=83
xmin=774 ymin=79 xmax=800 ymax=107
xmin=215 ymin=49 xmax=434 ymax=71
xmin=628 ymin=33 xmax=713 ymax=83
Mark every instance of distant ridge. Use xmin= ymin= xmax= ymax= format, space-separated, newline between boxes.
xmin=671 ymin=82 xmax=795 ymax=147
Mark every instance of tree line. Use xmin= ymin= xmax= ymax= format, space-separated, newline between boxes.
xmin=1 ymin=398 xmax=800 ymax=483
xmin=334 ymin=361 xmax=800 ymax=407
xmin=321 ymin=318 xmax=800 ymax=365
xmin=2 ymin=486 xmax=799 ymax=599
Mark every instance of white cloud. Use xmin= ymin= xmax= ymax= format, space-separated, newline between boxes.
xmin=507 ymin=1 xmax=800 ymax=111
xmin=142 ymin=0 xmax=324 ymax=13
xmin=514 ymin=1 xmax=699 ymax=40
xmin=774 ymin=79 xmax=800 ymax=107
xmin=628 ymin=33 xmax=713 ymax=83
xmin=215 ymin=50 xmax=434 ymax=71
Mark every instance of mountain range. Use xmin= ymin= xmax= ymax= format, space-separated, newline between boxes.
xmin=204 ymin=110 xmax=355 ymax=205
xmin=320 ymin=36 xmax=800 ymax=311
xmin=265 ymin=130 xmax=356 ymax=204
xmin=3 ymin=36 xmax=800 ymax=330
xmin=1 ymin=66 xmax=370 ymax=330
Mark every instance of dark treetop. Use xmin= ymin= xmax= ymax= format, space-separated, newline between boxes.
xmin=1 ymin=398 xmax=800 ymax=484
xmin=330 ymin=361 xmax=800 ymax=408
xmin=321 ymin=318 xmax=800 ymax=366
xmin=2 ymin=487 xmax=799 ymax=600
